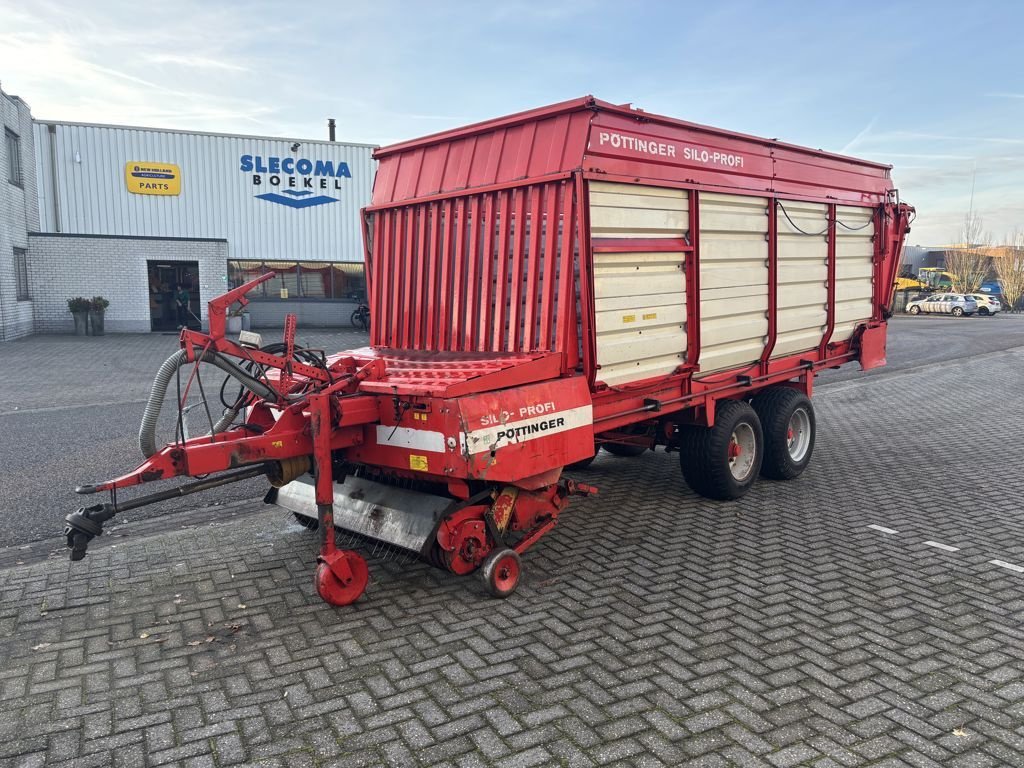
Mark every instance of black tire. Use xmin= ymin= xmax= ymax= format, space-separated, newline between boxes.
xmin=751 ymin=388 xmax=816 ymax=481
xmin=292 ymin=512 xmax=318 ymax=531
xmin=678 ymin=400 xmax=763 ymax=500
xmin=979 ymin=307 xmax=990 ymax=316
xmin=603 ymin=442 xmax=647 ymax=457
xmin=909 ymin=305 xmax=921 ymax=315
xmin=952 ymin=306 xmax=964 ymax=317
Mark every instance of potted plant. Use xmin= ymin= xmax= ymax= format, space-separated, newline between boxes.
xmin=89 ymin=296 xmax=110 ymax=336
xmin=67 ymin=297 xmax=90 ymax=336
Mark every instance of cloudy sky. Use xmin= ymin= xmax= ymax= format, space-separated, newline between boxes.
xmin=1 ymin=0 xmax=1021 ymax=245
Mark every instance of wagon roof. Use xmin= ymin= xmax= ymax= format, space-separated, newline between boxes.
xmin=370 ymin=96 xmax=894 ymax=207
xmin=374 ymin=95 xmax=891 ymax=170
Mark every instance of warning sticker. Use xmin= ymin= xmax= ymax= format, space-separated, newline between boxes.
xmin=409 ymin=454 xmax=429 ymax=472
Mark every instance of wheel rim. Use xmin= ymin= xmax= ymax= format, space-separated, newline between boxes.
xmin=727 ymin=423 xmax=757 ymax=481
xmin=786 ymin=407 xmax=812 ymax=463
xmin=314 ymin=555 xmax=369 ymax=607
xmin=492 ymin=554 xmax=520 ymax=593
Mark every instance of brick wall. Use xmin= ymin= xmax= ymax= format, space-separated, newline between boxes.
xmin=0 ymin=84 xmax=38 ymax=340
xmin=27 ymin=234 xmax=228 ymax=333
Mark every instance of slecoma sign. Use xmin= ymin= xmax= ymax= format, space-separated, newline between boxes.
xmin=240 ymin=154 xmax=352 ymax=209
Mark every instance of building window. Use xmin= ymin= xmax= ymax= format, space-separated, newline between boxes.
xmin=13 ymin=248 xmax=29 ymax=301
xmin=5 ymin=129 xmax=22 ymax=186
xmin=227 ymin=260 xmax=366 ymax=300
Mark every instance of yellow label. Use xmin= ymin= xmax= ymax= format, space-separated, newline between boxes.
xmin=409 ymin=454 xmax=428 ymax=471
xmin=643 ymin=312 xmax=657 ymax=320
xmin=622 ymin=314 xmax=636 ymax=323
xmin=125 ymin=162 xmax=181 ymax=195
xmin=414 ymin=412 xmax=427 ymax=421
xmin=272 ymin=440 xmax=283 ymax=448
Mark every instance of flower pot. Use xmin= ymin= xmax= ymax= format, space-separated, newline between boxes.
xmin=226 ymin=315 xmax=243 ymax=334
xmin=88 ymin=309 xmax=106 ymax=336
xmin=72 ymin=311 xmax=89 ymax=336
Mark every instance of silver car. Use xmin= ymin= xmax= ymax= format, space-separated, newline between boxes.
xmin=906 ymin=293 xmax=977 ymax=317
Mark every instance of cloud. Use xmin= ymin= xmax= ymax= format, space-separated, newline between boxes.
xmin=144 ymin=54 xmax=250 ymax=73
xmin=0 ymin=3 xmax=277 ymax=132
xmin=839 ymin=115 xmax=877 ymax=154
xmin=857 ymin=130 xmax=1024 ymax=147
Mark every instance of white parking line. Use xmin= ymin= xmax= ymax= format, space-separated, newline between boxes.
xmin=867 ymin=524 xmax=899 ymax=534
xmin=989 ymin=560 xmax=1024 ymax=574
xmin=923 ymin=541 xmax=959 ymax=552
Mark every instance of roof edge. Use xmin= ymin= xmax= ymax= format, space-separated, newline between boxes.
xmin=32 ymin=119 xmax=379 ymax=149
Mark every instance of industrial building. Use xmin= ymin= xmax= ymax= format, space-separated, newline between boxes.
xmin=0 ymin=79 xmax=376 ymax=340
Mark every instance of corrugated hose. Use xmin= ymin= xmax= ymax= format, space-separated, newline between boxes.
xmin=139 ymin=348 xmax=279 ymax=458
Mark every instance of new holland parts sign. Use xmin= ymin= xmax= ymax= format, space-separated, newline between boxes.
xmin=125 ymin=162 xmax=181 ymax=195
xmin=240 ymin=154 xmax=352 ymax=209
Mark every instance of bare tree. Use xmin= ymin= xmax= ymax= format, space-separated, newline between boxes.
xmin=944 ymin=213 xmax=990 ymax=294
xmin=995 ymin=230 xmax=1024 ymax=312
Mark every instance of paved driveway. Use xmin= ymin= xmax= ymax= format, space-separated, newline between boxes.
xmin=1 ymin=321 xmax=1023 ymax=766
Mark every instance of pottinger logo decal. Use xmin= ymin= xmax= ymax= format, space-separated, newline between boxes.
xmin=594 ymin=131 xmax=745 ymax=168
xmin=460 ymin=404 xmax=593 ymax=455
xmin=239 ymin=154 xmax=351 ymax=209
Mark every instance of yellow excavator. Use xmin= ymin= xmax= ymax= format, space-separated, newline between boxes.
xmin=894 ymin=267 xmax=957 ymax=293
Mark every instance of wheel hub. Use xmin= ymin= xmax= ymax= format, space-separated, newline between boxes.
xmin=786 ymin=407 xmax=812 ymax=462
xmin=727 ymin=423 xmax=757 ymax=481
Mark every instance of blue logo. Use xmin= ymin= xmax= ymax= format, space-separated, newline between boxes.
xmin=240 ymin=153 xmax=351 ymax=210
xmin=255 ymin=190 xmax=338 ymax=209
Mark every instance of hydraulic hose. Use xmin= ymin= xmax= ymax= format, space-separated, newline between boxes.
xmin=139 ymin=348 xmax=279 ymax=458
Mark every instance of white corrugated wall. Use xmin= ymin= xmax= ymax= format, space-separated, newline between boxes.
xmin=773 ymin=201 xmax=828 ymax=357
xmin=696 ymin=193 xmax=769 ymax=375
xmin=32 ymin=122 xmax=375 ymax=262
xmin=832 ymin=205 xmax=875 ymax=341
xmin=589 ymin=182 xmax=688 ymax=386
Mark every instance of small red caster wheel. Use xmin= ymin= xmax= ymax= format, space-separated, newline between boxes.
xmin=314 ymin=552 xmax=369 ymax=606
xmin=480 ymin=548 xmax=521 ymax=598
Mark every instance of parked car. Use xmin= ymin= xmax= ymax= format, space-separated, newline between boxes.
xmin=966 ymin=294 xmax=1001 ymax=316
xmin=906 ymin=293 xmax=977 ymax=317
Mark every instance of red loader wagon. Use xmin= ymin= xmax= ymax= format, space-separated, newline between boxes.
xmin=66 ymin=97 xmax=914 ymax=606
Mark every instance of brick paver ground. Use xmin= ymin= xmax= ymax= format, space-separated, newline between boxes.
xmin=1 ymin=339 xmax=1023 ymax=766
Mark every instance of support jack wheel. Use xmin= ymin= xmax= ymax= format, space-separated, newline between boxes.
xmin=314 ymin=552 xmax=369 ymax=606
xmin=480 ymin=548 xmax=522 ymax=598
